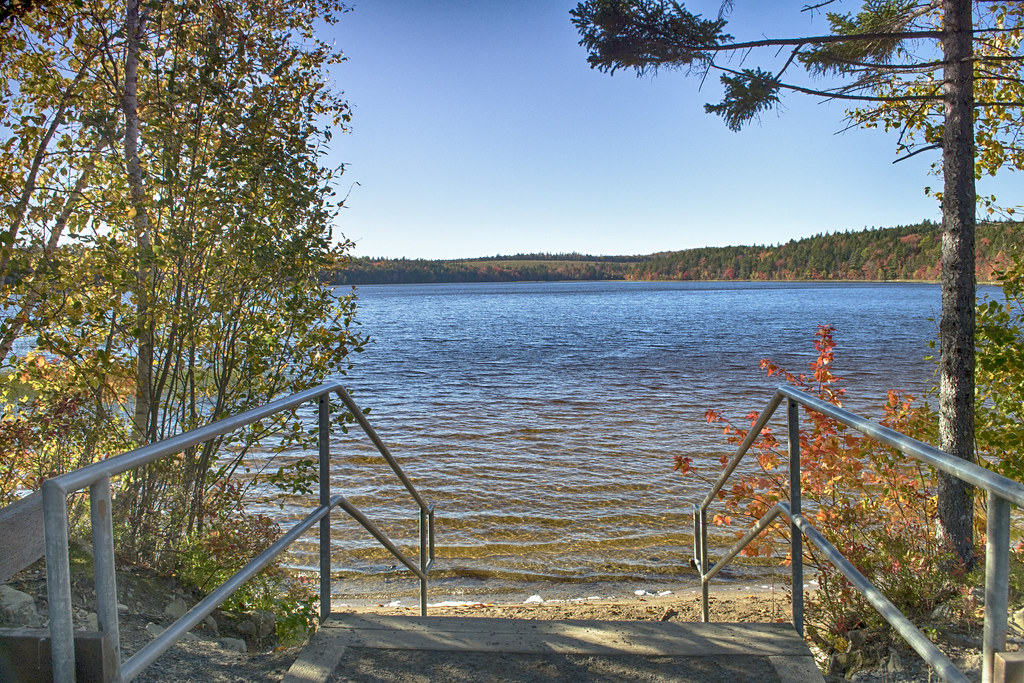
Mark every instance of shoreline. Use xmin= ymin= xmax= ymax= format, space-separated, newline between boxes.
xmin=333 ymin=581 xmax=799 ymax=623
xmin=327 ymin=569 xmax=802 ymax=609
xmin=344 ymin=278 xmax=1001 ymax=286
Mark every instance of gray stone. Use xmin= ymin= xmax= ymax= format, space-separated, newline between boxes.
xmin=252 ymin=609 xmax=276 ymax=639
xmin=1011 ymin=607 xmax=1024 ymax=633
xmin=931 ymin=603 xmax=952 ymax=621
xmin=203 ymin=615 xmax=219 ymax=636
xmin=826 ymin=653 xmax=844 ymax=676
xmin=117 ymin=603 xmax=129 ymax=613
xmin=220 ymin=637 xmax=247 ymax=653
xmin=86 ymin=612 xmax=99 ymax=631
xmin=845 ymin=651 xmax=864 ymax=675
xmin=887 ymin=648 xmax=903 ymax=673
xmin=846 ymin=629 xmax=869 ymax=648
xmin=164 ymin=597 xmax=188 ymax=621
xmin=0 ymin=585 xmax=43 ymax=627
xmin=237 ymin=619 xmax=257 ymax=637
xmin=145 ymin=622 xmax=165 ymax=637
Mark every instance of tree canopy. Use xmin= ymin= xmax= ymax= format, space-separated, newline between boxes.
xmin=572 ymin=0 xmax=1024 ymax=567
xmin=0 ymin=0 xmax=363 ymax=574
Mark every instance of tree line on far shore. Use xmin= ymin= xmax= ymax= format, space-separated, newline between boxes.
xmin=327 ymin=220 xmax=1021 ymax=285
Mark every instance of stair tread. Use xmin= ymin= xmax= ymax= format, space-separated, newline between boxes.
xmin=284 ymin=614 xmax=825 ymax=683
xmin=322 ymin=614 xmax=809 ymax=655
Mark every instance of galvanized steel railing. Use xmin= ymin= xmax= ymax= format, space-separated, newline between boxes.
xmin=41 ymin=381 xmax=435 ymax=682
xmin=691 ymin=384 xmax=1024 ymax=683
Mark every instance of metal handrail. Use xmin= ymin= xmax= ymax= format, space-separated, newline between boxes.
xmin=691 ymin=385 xmax=1021 ymax=683
xmin=41 ymin=381 xmax=435 ymax=682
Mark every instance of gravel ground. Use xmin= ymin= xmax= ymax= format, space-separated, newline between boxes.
xmin=2 ymin=561 xmax=1004 ymax=682
xmin=3 ymin=560 xmax=302 ymax=682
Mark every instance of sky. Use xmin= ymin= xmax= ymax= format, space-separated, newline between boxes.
xmin=324 ymin=1 xmax=1021 ymax=260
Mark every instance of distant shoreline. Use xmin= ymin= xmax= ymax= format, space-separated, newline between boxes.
xmin=328 ymin=221 xmax=1018 ymax=286
xmin=339 ymin=278 xmax=1001 ymax=286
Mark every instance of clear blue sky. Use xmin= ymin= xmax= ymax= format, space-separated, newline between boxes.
xmin=325 ymin=1 xmax=1020 ymax=260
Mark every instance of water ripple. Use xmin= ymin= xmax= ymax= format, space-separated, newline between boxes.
xmin=250 ymin=281 xmax=982 ymax=599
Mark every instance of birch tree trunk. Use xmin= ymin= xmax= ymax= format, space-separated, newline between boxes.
xmin=124 ymin=0 xmax=154 ymax=442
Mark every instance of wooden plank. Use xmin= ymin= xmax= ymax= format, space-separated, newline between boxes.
xmin=0 ymin=628 xmax=116 ymax=683
xmin=995 ymin=652 xmax=1024 ymax=683
xmin=0 ymin=492 xmax=45 ymax=584
xmin=322 ymin=615 xmax=809 ymax=657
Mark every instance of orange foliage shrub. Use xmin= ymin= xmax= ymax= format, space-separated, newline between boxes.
xmin=682 ymin=326 xmax=979 ymax=649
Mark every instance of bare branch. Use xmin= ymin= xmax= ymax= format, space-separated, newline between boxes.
xmin=892 ymin=143 xmax=943 ymax=163
xmin=975 ymin=70 xmax=1024 ymax=87
xmin=801 ymin=0 xmax=840 ymax=13
xmin=778 ymin=45 xmax=803 ymax=78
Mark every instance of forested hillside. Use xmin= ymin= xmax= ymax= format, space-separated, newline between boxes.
xmin=631 ymin=221 xmax=1018 ymax=281
xmin=326 ymin=254 xmax=633 ymax=284
xmin=326 ymin=221 xmax=1021 ymax=285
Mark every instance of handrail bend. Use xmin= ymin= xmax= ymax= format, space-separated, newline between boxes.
xmin=692 ymin=385 xmax=1019 ymax=683
xmin=41 ymin=382 xmax=435 ymax=682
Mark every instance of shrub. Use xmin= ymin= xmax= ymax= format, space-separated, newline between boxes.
xmin=175 ymin=481 xmax=319 ymax=644
xmin=684 ymin=326 xmax=978 ymax=653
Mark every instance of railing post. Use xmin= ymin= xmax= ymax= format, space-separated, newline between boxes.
xmin=788 ymin=398 xmax=804 ymax=637
xmin=420 ymin=506 xmax=428 ymax=616
xmin=318 ymin=393 xmax=331 ymax=623
xmin=983 ymin=491 xmax=1010 ymax=683
xmin=691 ymin=504 xmax=703 ymax=620
xmin=695 ymin=503 xmax=709 ymax=622
xmin=91 ymin=475 xmax=121 ymax=679
xmin=429 ymin=505 xmax=436 ymax=566
xmin=42 ymin=480 xmax=75 ymax=682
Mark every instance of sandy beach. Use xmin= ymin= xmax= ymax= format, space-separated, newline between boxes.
xmin=334 ymin=583 xmax=796 ymax=624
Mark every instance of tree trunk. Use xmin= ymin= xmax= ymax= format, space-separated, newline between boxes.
xmin=937 ymin=0 xmax=976 ymax=568
xmin=124 ymin=0 xmax=154 ymax=442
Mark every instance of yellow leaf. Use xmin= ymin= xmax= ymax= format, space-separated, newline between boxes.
xmin=127 ymin=206 xmax=137 ymax=220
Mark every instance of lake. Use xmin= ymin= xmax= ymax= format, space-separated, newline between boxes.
xmin=269 ymin=280 xmax=991 ymax=605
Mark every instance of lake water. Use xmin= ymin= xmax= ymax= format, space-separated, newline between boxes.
xmin=269 ymin=281 xmax=990 ymax=605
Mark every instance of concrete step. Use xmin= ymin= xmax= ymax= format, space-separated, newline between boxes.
xmin=284 ymin=614 xmax=824 ymax=682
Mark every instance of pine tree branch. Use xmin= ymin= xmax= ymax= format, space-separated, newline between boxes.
xmin=712 ymin=64 xmax=944 ymax=102
xmin=705 ymin=30 xmax=945 ymax=53
xmin=820 ymin=58 xmax=945 ymax=73
xmin=706 ymin=26 xmax=1018 ymax=55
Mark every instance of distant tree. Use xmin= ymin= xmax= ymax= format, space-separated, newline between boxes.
xmin=571 ymin=0 xmax=1024 ymax=567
